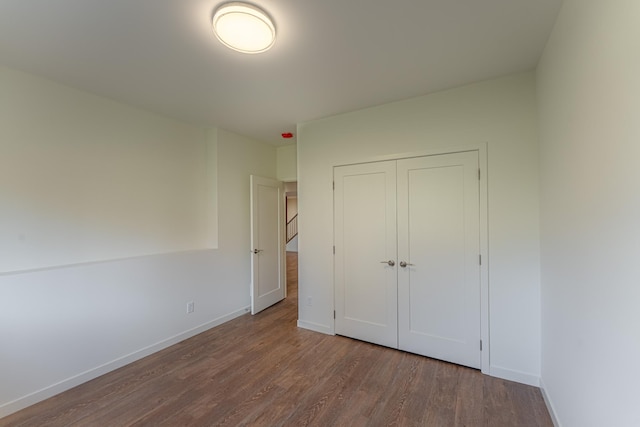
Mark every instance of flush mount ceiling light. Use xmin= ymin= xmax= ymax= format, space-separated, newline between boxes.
xmin=212 ymin=2 xmax=276 ymax=54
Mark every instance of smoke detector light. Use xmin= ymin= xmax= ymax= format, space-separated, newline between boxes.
xmin=213 ymin=2 xmax=276 ymax=54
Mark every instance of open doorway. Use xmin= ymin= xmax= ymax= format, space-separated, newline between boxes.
xmin=284 ymin=182 xmax=298 ymax=300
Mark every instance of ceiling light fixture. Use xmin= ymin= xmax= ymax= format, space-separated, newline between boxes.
xmin=212 ymin=2 xmax=276 ymax=54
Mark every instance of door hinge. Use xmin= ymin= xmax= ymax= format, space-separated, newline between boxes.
xmin=333 ymin=310 xmax=336 ymax=319
xmin=333 ymin=245 xmax=335 ymax=254
xmin=478 ymin=168 xmax=481 ymax=180
xmin=480 ymin=340 xmax=483 ymax=351
xmin=333 ymin=181 xmax=335 ymax=190
xmin=479 ymin=254 xmax=482 ymax=265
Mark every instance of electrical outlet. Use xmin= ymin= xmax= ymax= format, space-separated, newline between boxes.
xmin=306 ymin=296 xmax=313 ymax=306
xmin=187 ymin=301 xmax=195 ymax=314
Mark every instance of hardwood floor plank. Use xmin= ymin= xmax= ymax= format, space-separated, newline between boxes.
xmin=1 ymin=253 xmax=552 ymax=427
xmin=368 ymin=352 xmax=420 ymax=426
xmin=453 ymin=366 xmax=485 ymax=426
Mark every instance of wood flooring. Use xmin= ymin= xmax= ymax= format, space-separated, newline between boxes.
xmin=1 ymin=252 xmax=552 ymax=426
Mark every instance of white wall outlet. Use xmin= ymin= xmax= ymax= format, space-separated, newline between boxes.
xmin=187 ymin=301 xmax=194 ymax=313
xmin=306 ymin=296 xmax=313 ymax=306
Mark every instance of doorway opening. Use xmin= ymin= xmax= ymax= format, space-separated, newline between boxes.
xmin=285 ymin=181 xmax=298 ymax=302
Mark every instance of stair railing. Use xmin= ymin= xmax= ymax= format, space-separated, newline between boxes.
xmin=286 ymin=214 xmax=298 ymax=243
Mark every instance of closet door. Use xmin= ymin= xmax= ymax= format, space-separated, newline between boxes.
xmin=397 ymin=151 xmax=481 ymax=368
xmin=334 ymin=161 xmax=398 ymax=348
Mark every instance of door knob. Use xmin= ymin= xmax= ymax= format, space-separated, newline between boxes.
xmin=380 ymin=260 xmax=395 ymax=267
xmin=252 ymin=249 xmax=263 ymax=254
xmin=399 ymin=261 xmax=414 ymax=268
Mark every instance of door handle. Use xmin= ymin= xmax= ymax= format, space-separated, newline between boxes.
xmin=380 ymin=260 xmax=395 ymax=267
xmin=399 ymin=261 xmax=414 ymax=268
xmin=252 ymin=249 xmax=264 ymax=254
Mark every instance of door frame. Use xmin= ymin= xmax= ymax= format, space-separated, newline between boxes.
xmin=332 ymin=143 xmax=489 ymax=374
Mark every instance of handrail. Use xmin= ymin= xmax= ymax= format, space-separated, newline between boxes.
xmin=286 ymin=214 xmax=298 ymax=243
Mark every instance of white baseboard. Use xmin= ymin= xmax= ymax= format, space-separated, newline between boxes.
xmin=0 ymin=306 xmax=250 ymax=419
xmin=540 ymin=378 xmax=561 ymax=427
xmin=297 ymin=319 xmax=333 ymax=335
xmin=489 ymin=365 xmax=540 ymax=387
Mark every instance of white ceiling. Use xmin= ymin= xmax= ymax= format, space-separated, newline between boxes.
xmin=0 ymin=0 xmax=562 ymax=145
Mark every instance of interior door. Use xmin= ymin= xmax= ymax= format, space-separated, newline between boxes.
xmin=333 ymin=151 xmax=481 ymax=368
xmin=397 ymin=151 xmax=480 ymax=368
xmin=334 ymin=161 xmax=398 ymax=348
xmin=250 ymin=175 xmax=285 ymax=315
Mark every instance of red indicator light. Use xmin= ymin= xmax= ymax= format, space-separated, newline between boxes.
xmin=281 ymin=132 xmax=294 ymax=139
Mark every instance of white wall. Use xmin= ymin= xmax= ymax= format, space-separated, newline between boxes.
xmin=0 ymin=67 xmax=276 ymax=416
xmin=284 ymin=182 xmax=297 ymax=194
xmin=0 ymin=66 xmax=215 ymax=273
xmin=537 ymin=1 xmax=640 ymax=425
xmin=276 ymin=144 xmax=297 ymax=182
xmin=216 ymin=128 xmax=278 ymax=289
xmin=297 ymin=72 xmax=541 ymax=385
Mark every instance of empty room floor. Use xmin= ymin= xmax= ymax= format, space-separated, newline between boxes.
xmin=1 ymin=253 xmax=552 ymax=426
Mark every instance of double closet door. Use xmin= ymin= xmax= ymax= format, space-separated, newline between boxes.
xmin=334 ymin=151 xmax=481 ymax=369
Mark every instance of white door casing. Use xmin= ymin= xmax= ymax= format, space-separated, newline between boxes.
xmin=250 ymin=175 xmax=285 ymax=315
xmin=334 ymin=151 xmax=482 ymax=369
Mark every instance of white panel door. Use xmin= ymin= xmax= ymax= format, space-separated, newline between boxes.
xmin=334 ymin=161 xmax=398 ymax=348
xmin=397 ymin=152 xmax=480 ymax=368
xmin=250 ymin=176 xmax=285 ymax=315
